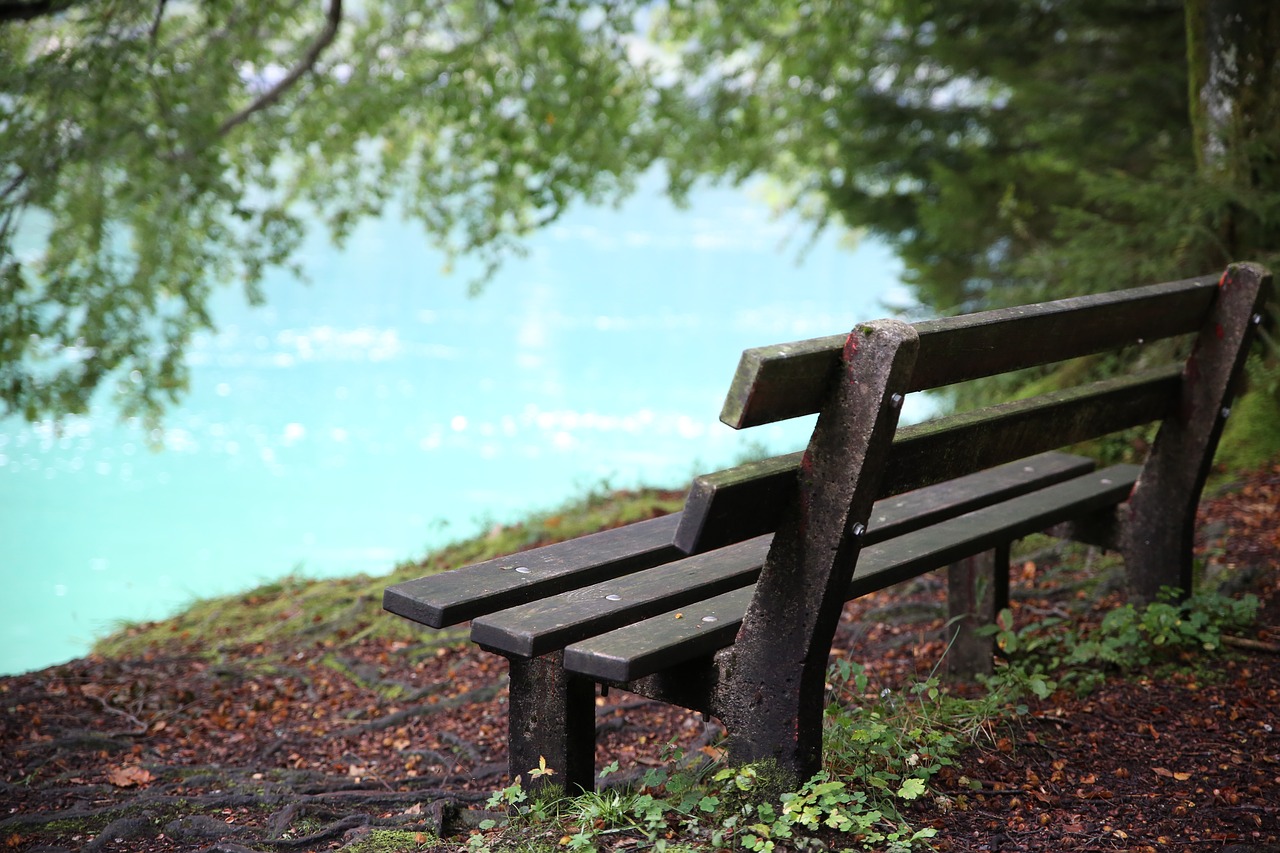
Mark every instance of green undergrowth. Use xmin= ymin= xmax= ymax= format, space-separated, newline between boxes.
xmin=1218 ymin=303 xmax=1280 ymax=471
xmin=92 ymin=484 xmax=684 ymax=662
xmin=464 ymin=584 xmax=1258 ymax=853
xmin=982 ymin=586 xmax=1260 ymax=699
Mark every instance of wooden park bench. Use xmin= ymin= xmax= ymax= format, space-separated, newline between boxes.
xmin=383 ymin=262 xmax=1272 ymax=792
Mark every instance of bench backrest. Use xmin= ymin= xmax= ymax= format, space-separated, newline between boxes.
xmin=701 ymin=263 xmax=1270 ymax=777
xmin=676 ymin=265 xmax=1273 ymax=570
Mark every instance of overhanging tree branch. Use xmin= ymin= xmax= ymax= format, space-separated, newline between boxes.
xmin=148 ymin=0 xmax=167 ymax=44
xmin=0 ymin=0 xmax=74 ymax=23
xmin=216 ymin=0 xmax=343 ymax=138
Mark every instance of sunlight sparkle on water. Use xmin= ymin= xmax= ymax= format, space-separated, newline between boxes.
xmin=1 ymin=174 xmax=912 ymax=676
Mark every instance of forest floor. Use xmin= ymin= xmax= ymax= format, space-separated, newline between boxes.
xmin=2 ymin=463 xmax=1279 ymax=853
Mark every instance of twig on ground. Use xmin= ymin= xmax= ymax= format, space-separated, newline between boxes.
xmin=1222 ymin=635 xmax=1280 ymax=654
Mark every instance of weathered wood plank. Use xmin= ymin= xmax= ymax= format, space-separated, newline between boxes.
xmin=844 ymin=466 xmax=1139 ymax=597
xmin=469 ymin=535 xmax=772 ymax=657
xmin=882 ymin=365 xmax=1179 ymax=495
xmin=563 ymin=587 xmax=752 ymax=683
xmin=721 ymin=274 xmax=1216 ymax=429
xmin=909 ymin=277 xmax=1214 ymax=391
xmin=678 ymin=358 xmax=1175 ymax=555
xmin=564 ymin=466 xmax=1138 ymax=682
xmin=382 ymin=513 xmax=684 ymax=628
xmin=674 ymin=452 xmax=803 ymax=553
xmin=719 ymin=334 xmax=847 ymax=429
xmin=676 ymin=449 xmax=1095 ymax=554
xmin=865 ymin=451 xmax=1094 ymax=542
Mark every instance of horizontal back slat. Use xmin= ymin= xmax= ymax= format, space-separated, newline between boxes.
xmin=883 ymin=365 xmax=1181 ymax=496
xmin=722 ymin=274 xmax=1216 ymax=429
xmin=675 ymin=452 xmax=802 ymax=554
xmin=719 ymin=334 xmax=847 ymax=429
xmin=910 ymin=278 xmax=1214 ymax=391
xmin=677 ymin=368 xmax=1180 ymax=553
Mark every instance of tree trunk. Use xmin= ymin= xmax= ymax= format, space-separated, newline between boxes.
xmin=1185 ymin=0 xmax=1280 ymax=259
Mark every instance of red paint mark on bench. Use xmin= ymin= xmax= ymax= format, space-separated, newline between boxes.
xmin=843 ymin=331 xmax=859 ymax=365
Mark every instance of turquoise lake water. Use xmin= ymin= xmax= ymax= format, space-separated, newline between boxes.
xmin=0 ymin=175 xmax=921 ymax=676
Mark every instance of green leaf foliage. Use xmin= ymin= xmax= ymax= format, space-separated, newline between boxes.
xmin=4 ymin=0 xmax=1279 ymax=434
xmin=653 ymin=0 xmax=1280 ymax=420
xmin=2 ymin=0 xmax=659 ymax=426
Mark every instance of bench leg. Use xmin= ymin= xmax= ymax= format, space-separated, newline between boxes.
xmin=945 ymin=544 xmax=1009 ymax=681
xmin=1125 ymin=262 xmax=1270 ymax=602
xmin=723 ymin=319 xmax=921 ymax=784
xmin=718 ymin=654 xmax=828 ymax=786
xmin=506 ymin=652 xmax=597 ymax=793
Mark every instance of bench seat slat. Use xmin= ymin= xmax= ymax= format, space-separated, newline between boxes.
xmin=382 ymin=513 xmax=684 ymax=628
xmin=864 ymin=451 xmax=1095 ymax=543
xmin=563 ymin=586 xmax=753 ymax=683
xmin=846 ymin=464 xmax=1139 ymax=597
xmin=678 ymin=367 xmax=1178 ymax=553
xmin=722 ymin=274 xmax=1216 ymax=428
xmin=469 ymin=535 xmax=772 ymax=658
xmin=564 ymin=465 xmax=1139 ymax=682
xmin=476 ymin=452 xmax=1096 ymax=659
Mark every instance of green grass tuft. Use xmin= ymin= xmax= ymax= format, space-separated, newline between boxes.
xmin=91 ymin=486 xmax=683 ymax=663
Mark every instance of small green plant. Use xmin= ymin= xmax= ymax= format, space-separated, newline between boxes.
xmin=982 ymin=588 xmax=1259 ymax=699
xmin=717 ymin=768 xmax=936 ymax=852
xmin=466 ymin=736 xmax=942 ymax=853
xmin=1068 ymin=587 xmax=1258 ymax=667
xmin=822 ymin=658 xmax=976 ymax=808
xmin=470 ymin=757 xmax=566 ymax=852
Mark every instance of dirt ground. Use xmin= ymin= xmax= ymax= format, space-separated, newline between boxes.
xmin=2 ymin=464 xmax=1278 ymax=852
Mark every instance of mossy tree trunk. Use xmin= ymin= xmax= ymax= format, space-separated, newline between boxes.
xmin=1185 ymin=0 xmax=1280 ymax=455
xmin=1185 ymin=0 xmax=1280 ymax=263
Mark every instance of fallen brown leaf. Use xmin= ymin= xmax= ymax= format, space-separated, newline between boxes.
xmin=107 ymin=765 xmax=153 ymax=788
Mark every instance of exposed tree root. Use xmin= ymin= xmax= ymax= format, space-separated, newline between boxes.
xmin=336 ymin=682 xmax=504 ymax=737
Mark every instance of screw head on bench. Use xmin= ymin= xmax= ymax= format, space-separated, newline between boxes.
xmin=513 ymin=566 xmax=531 ymax=574
xmin=605 ymin=593 xmax=621 ymax=601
